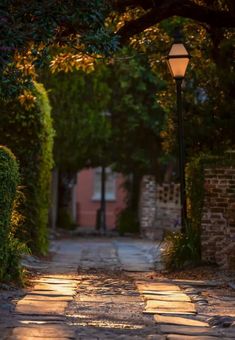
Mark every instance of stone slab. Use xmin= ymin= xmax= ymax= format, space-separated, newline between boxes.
xmin=35 ymin=277 xmax=78 ymax=282
xmin=29 ymin=290 xmax=73 ymax=297
xmin=32 ymin=284 xmax=75 ymax=295
xmin=154 ymin=314 xmax=209 ymax=327
xmin=137 ymin=282 xmax=180 ymax=292
xmin=146 ymin=300 xmax=196 ymax=313
xmin=33 ymin=280 xmax=77 ymax=287
xmin=146 ymin=336 xmax=166 ymax=340
xmin=221 ymin=328 xmax=235 ymax=338
xmin=144 ymin=310 xmax=196 ymax=315
xmin=15 ymin=314 xmax=65 ymax=322
xmin=144 ymin=294 xmax=190 ymax=302
xmin=160 ymin=325 xmax=220 ymax=336
xmin=142 ymin=290 xmax=182 ymax=295
xmin=23 ymin=294 xmax=73 ymax=302
xmin=167 ymin=336 xmax=221 ymax=340
xmin=15 ymin=300 xmax=68 ymax=315
xmin=11 ymin=324 xmax=75 ymax=338
xmin=172 ymin=279 xmax=220 ymax=287
xmin=8 ymin=337 xmax=70 ymax=340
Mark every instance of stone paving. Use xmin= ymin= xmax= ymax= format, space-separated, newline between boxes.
xmin=135 ymin=277 xmax=235 ymax=339
xmin=0 ymin=237 xmax=235 ymax=339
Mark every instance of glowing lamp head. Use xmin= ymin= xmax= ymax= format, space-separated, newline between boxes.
xmin=167 ymin=42 xmax=190 ymax=80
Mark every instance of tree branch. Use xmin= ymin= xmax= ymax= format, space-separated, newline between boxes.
xmin=115 ymin=0 xmax=235 ymax=43
xmin=112 ymin=0 xmax=177 ymax=12
xmin=116 ymin=8 xmax=174 ymax=44
xmin=175 ymin=1 xmax=235 ymax=27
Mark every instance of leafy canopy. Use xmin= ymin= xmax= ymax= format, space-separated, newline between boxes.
xmin=1 ymin=0 xmax=234 ymax=97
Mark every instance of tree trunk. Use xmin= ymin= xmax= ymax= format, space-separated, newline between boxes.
xmin=57 ymin=170 xmax=77 ymax=228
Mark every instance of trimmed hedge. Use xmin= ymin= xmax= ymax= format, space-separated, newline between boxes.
xmin=0 ymin=146 xmax=22 ymax=282
xmin=0 ymin=82 xmax=54 ymax=255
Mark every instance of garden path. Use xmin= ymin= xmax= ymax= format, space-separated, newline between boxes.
xmin=1 ymin=237 xmax=235 ymax=339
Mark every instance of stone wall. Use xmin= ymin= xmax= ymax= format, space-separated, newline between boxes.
xmin=155 ymin=183 xmax=181 ymax=237
xmin=139 ymin=176 xmax=180 ymax=240
xmin=139 ymin=176 xmax=157 ymax=240
xmin=201 ymin=166 xmax=235 ymax=269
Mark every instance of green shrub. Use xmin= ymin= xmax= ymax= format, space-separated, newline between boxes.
xmin=0 ymin=145 xmax=23 ymax=282
xmin=0 ymin=82 xmax=54 ymax=255
xmin=162 ymin=219 xmax=201 ymax=270
xmin=162 ymin=153 xmax=206 ymax=270
xmin=117 ymin=207 xmax=140 ymax=236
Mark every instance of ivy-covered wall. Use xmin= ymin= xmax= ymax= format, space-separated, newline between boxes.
xmin=186 ymin=155 xmax=205 ymax=234
xmin=0 ymin=82 xmax=54 ymax=255
xmin=186 ymin=153 xmax=235 ymax=268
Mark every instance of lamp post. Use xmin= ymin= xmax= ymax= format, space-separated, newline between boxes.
xmin=100 ymin=165 xmax=106 ymax=234
xmin=99 ymin=111 xmax=111 ymax=234
xmin=166 ymin=36 xmax=190 ymax=233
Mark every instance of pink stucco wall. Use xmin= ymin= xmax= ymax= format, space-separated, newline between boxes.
xmin=76 ymin=168 xmax=127 ymax=229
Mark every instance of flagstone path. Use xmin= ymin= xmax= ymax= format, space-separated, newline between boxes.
xmin=1 ymin=237 xmax=235 ymax=339
xmin=135 ymin=276 xmax=235 ymax=339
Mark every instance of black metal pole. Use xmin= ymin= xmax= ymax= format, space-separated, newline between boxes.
xmin=100 ymin=165 xmax=106 ymax=233
xmin=176 ymin=78 xmax=187 ymax=232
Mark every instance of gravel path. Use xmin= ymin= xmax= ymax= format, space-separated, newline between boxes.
xmin=66 ymin=270 xmax=160 ymax=340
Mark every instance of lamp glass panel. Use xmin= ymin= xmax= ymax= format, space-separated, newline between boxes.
xmin=169 ymin=43 xmax=189 ymax=57
xmin=168 ymin=57 xmax=189 ymax=79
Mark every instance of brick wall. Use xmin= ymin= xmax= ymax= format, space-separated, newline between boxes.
xmin=201 ymin=166 xmax=235 ymax=268
xmin=139 ymin=176 xmax=180 ymax=240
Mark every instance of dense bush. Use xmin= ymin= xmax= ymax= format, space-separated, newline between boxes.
xmin=0 ymin=146 xmax=23 ymax=282
xmin=0 ymin=82 xmax=54 ymax=255
xmin=162 ymin=220 xmax=201 ymax=270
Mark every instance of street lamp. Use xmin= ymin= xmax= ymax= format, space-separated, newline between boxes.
xmin=166 ymin=35 xmax=190 ymax=233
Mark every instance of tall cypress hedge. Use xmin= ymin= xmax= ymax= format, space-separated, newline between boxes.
xmin=0 ymin=146 xmax=22 ymax=282
xmin=0 ymin=82 xmax=54 ymax=255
